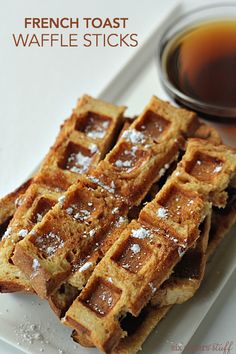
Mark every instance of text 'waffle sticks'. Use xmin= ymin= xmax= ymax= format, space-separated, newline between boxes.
xmin=0 ymin=95 xmax=125 ymax=293
xmin=12 ymin=96 xmax=198 ymax=299
xmin=64 ymin=138 xmax=236 ymax=353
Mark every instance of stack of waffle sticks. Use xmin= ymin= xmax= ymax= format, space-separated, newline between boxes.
xmin=1 ymin=95 xmax=236 ymax=353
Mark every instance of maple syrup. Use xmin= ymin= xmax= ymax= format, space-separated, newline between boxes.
xmin=162 ymin=21 xmax=236 ymax=115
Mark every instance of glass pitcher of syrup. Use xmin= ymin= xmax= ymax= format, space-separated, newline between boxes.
xmin=157 ymin=4 xmax=236 ymax=146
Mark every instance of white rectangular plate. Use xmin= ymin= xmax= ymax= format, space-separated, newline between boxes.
xmin=1 ymin=3 xmax=236 ymax=353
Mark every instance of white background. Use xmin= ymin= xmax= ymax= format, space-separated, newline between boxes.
xmin=0 ymin=1 xmax=236 ymax=353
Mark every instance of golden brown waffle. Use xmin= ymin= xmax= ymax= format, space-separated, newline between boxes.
xmin=13 ymin=96 xmax=197 ymax=300
xmin=0 ymin=179 xmax=32 ymax=241
xmin=0 ymin=95 xmax=125 ymax=293
xmin=64 ymin=138 xmax=236 ymax=353
xmin=148 ymin=125 xmax=229 ymax=307
xmin=176 ymin=138 xmax=236 ymax=207
xmin=153 ymin=186 xmax=236 ymax=308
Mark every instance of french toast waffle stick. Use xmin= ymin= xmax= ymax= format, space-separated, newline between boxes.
xmin=151 ymin=185 xmax=236 ymax=307
xmin=0 ymin=95 xmax=125 ymax=293
xmin=64 ymin=138 xmax=236 ymax=353
xmin=150 ymin=136 xmax=236 ymax=306
xmin=12 ymin=96 xmax=198 ymax=299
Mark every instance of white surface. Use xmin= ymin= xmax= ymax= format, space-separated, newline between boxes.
xmin=0 ymin=1 xmax=236 ymax=353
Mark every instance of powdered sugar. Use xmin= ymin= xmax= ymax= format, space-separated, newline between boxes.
xmin=15 ymin=196 xmax=25 ymax=207
xmin=65 ymin=207 xmax=73 ymax=215
xmin=74 ymin=209 xmax=91 ymax=221
xmin=157 ymin=207 xmax=168 ymax=218
xmin=132 ymin=227 xmax=149 ymax=239
xmin=130 ymin=243 xmax=141 ymax=254
xmin=35 ymin=232 xmax=64 ymax=257
xmin=87 ymin=120 xmax=109 ymax=140
xmin=18 ymin=229 xmax=28 ymax=238
xmin=122 ymin=129 xmax=146 ymax=144
xmin=115 ymin=159 xmax=132 ymax=168
xmin=14 ymin=321 xmax=44 ymax=345
xmin=149 ymin=282 xmax=157 ymax=294
xmin=88 ymin=176 xmax=115 ymax=194
xmin=213 ymin=165 xmax=222 ymax=173
xmin=68 ymin=152 xmax=92 ymax=174
xmin=89 ymin=143 xmax=98 ymax=154
xmin=79 ymin=261 xmax=93 ymax=273
xmin=112 ymin=207 xmax=119 ymax=214
xmin=2 ymin=227 xmax=12 ymax=239
xmin=58 ymin=195 xmax=65 ymax=205
xmin=178 ymin=246 xmax=186 ymax=258
xmin=31 ymin=258 xmax=40 ymax=279
xmin=89 ymin=229 xmax=96 ymax=237
xmin=36 ymin=213 xmax=43 ymax=222
xmin=116 ymin=216 xmax=127 ymax=226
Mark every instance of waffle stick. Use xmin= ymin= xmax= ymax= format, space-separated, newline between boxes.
xmin=64 ymin=138 xmax=236 ymax=353
xmin=149 ymin=129 xmax=235 ymax=307
xmin=152 ymin=186 xmax=236 ymax=307
xmin=12 ymin=96 xmax=197 ymax=300
xmin=0 ymin=95 xmax=125 ymax=293
xmin=49 ymin=121 xmax=134 ymax=317
xmin=0 ymin=179 xmax=32 ymax=240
